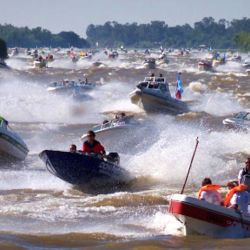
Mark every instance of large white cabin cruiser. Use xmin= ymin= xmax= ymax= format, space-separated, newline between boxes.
xmin=130 ymin=77 xmax=189 ymax=115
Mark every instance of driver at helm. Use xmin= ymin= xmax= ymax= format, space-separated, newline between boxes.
xmin=82 ymin=130 xmax=106 ymax=155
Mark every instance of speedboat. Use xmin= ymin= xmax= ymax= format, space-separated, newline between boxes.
xmin=227 ymin=54 xmax=242 ymax=62
xmin=81 ymin=115 xmax=140 ymax=140
xmin=198 ymin=60 xmax=213 ymax=71
xmin=242 ymin=59 xmax=250 ymax=69
xmin=39 ymin=150 xmax=131 ymax=187
xmin=33 ymin=60 xmax=47 ymax=69
xmin=143 ymin=58 xmax=156 ymax=69
xmin=157 ymin=53 xmax=169 ymax=65
xmin=92 ymin=61 xmax=103 ymax=67
xmin=130 ymin=77 xmax=189 ymax=115
xmin=0 ymin=59 xmax=8 ymax=68
xmin=108 ymin=51 xmax=119 ymax=59
xmin=47 ymin=79 xmax=96 ymax=94
xmin=223 ymin=111 xmax=250 ymax=131
xmin=212 ymin=57 xmax=226 ymax=67
xmin=169 ymin=194 xmax=250 ymax=238
xmin=0 ymin=118 xmax=29 ymax=161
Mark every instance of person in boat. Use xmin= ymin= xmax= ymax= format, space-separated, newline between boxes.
xmin=158 ymin=73 xmax=164 ymax=82
xmin=69 ymin=144 xmax=77 ymax=153
xmin=82 ymin=130 xmax=106 ymax=155
xmin=224 ymin=181 xmax=249 ymax=213
xmin=238 ymin=158 xmax=250 ymax=189
xmin=149 ymin=73 xmax=155 ymax=81
xmin=119 ymin=112 xmax=126 ymax=121
xmin=197 ymin=178 xmax=222 ymax=205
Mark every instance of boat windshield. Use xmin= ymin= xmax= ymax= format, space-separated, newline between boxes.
xmin=234 ymin=112 xmax=249 ymax=119
xmin=140 ymin=77 xmax=170 ymax=93
xmin=0 ymin=117 xmax=8 ymax=130
xmin=93 ymin=119 xmax=127 ymax=131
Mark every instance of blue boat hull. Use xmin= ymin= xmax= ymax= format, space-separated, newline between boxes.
xmin=39 ymin=150 xmax=131 ymax=186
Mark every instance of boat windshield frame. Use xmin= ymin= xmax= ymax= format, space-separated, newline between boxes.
xmin=93 ymin=119 xmax=127 ymax=131
xmin=138 ymin=77 xmax=169 ymax=92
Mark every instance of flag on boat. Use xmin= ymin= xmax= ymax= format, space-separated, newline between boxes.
xmin=175 ymin=72 xmax=184 ymax=99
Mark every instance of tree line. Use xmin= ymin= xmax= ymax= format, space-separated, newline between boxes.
xmin=1 ymin=17 xmax=250 ymax=53
xmin=86 ymin=17 xmax=250 ymax=49
xmin=0 ymin=38 xmax=7 ymax=59
xmin=0 ymin=24 xmax=90 ymax=48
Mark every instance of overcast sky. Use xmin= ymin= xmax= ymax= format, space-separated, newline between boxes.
xmin=0 ymin=0 xmax=249 ymax=37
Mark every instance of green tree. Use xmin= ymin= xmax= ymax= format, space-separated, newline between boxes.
xmin=0 ymin=38 xmax=7 ymax=59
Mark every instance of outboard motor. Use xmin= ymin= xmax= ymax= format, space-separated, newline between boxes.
xmin=106 ymin=152 xmax=120 ymax=166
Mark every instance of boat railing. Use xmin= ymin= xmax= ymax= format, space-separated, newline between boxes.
xmin=144 ymin=77 xmax=166 ymax=83
xmin=142 ymin=77 xmax=167 ymax=90
xmin=93 ymin=120 xmax=126 ymax=131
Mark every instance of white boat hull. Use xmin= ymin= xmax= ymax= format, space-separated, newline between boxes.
xmin=169 ymin=194 xmax=250 ymax=238
xmin=130 ymin=90 xmax=189 ymax=115
xmin=0 ymin=130 xmax=28 ymax=161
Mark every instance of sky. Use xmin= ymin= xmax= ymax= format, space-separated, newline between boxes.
xmin=0 ymin=0 xmax=250 ymax=38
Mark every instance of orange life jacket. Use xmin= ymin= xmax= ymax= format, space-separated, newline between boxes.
xmin=224 ymin=184 xmax=248 ymax=207
xmin=197 ymin=184 xmax=221 ymax=199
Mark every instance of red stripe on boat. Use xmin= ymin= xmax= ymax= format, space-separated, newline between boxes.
xmin=169 ymin=200 xmax=250 ymax=227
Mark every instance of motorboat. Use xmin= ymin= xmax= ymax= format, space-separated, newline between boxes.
xmin=33 ymin=59 xmax=47 ymax=69
xmin=227 ymin=54 xmax=242 ymax=62
xmin=108 ymin=51 xmax=119 ymax=59
xmin=79 ymin=51 xmax=92 ymax=61
xmin=0 ymin=59 xmax=8 ymax=68
xmin=212 ymin=54 xmax=226 ymax=67
xmin=157 ymin=53 xmax=169 ymax=65
xmin=9 ymin=48 xmax=19 ymax=57
xmin=39 ymin=150 xmax=131 ymax=187
xmin=92 ymin=61 xmax=103 ymax=67
xmin=0 ymin=118 xmax=29 ymax=161
xmin=143 ymin=58 xmax=156 ymax=69
xmin=47 ymin=79 xmax=96 ymax=94
xmin=129 ymin=77 xmax=189 ymax=115
xmin=198 ymin=60 xmax=213 ymax=71
xmin=46 ymin=54 xmax=54 ymax=62
xmin=223 ymin=111 xmax=250 ymax=131
xmin=242 ymin=59 xmax=250 ymax=69
xmin=81 ymin=114 xmax=140 ymax=140
xmin=169 ymin=194 xmax=250 ymax=238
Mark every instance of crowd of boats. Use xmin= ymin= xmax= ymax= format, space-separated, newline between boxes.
xmin=5 ymin=46 xmax=250 ymax=74
xmin=1 ymin=45 xmax=250 ymax=239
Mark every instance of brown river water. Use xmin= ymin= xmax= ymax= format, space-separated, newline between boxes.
xmin=0 ymin=49 xmax=250 ymax=249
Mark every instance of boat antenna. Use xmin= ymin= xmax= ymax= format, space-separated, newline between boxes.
xmin=180 ymin=137 xmax=199 ymax=194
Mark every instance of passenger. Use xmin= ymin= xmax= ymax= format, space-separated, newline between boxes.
xmin=224 ymin=182 xmax=249 ymax=213
xmin=82 ymin=130 xmax=106 ymax=155
xmin=120 ymin=112 xmax=126 ymax=118
xmin=197 ymin=177 xmax=222 ymax=205
xmin=238 ymin=158 xmax=250 ymax=187
xmin=150 ymin=73 xmax=155 ymax=81
xmin=119 ymin=113 xmax=126 ymax=122
xmin=69 ymin=144 xmax=77 ymax=153
xmin=102 ymin=120 xmax=109 ymax=125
